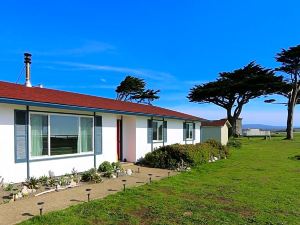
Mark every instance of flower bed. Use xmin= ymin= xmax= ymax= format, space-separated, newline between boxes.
xmin=0 ymin=161 xmax=133 ymax=204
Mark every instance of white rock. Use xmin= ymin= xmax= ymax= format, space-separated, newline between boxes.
xmin=22 ymin=187 xmax=29 ymax=196
xmin=69 ymin=181 xmax=77 ymax=187
xmin=17 ymin=192 xmax=23 ymax=199
xmin=126 ymin=169 xmax=133 ymax=176
xmin=213 ymin=157 xmax=218 ymax=161
xmin=111 ymin=174 xmax=116 ymax=179
xmin=28 ymin=188 xmax=37 ymax=193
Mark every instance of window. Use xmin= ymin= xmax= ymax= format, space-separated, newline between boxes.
xmin=186 ymin=123 xmax=193 ymax=139
xmin=80 ymin=117 xmax=93 ymax=152
xmin=152 ymin=120 xmax=163 ymax=141
xmin=30 ymin=114 xmax=48 ymax=156
xmin=50 ymin=115 xmax=79 ymax=155
xmin=30 ymin=113 xmax=94 ymax=158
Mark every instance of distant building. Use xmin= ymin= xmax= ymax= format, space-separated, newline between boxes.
xmin=201 ymin=119 xmax=231 ymax=145
xmin=243 ymin=128 xmax=271 ymax=137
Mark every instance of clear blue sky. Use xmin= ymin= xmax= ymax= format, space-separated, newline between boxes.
xmin=0 ymin=0 xmax=299 ymax=126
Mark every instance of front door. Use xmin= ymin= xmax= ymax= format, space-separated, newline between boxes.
xmin=117 ymin=119 xmax=123 ymax=161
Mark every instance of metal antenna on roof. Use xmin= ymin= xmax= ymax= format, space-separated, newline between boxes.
xmin=15 ymin=65 xmax=25 ymax=84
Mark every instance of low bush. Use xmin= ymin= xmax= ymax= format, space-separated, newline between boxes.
xmin=81 ymin=168 xmax=102 ymax=183
xmin=38 ymin=175 xmax=49 ymax=186
xmin=139 ymin=140 xmax=229 ymax=169
xmin=227 ymin=139 xmax=242 ymax=149
xmin=98 ymin=161 xmax=113 ymax=173
xmin=3 ymin=183 xmax=14 ymax=192
xmin=111 ymin=161 xmax=122 ymax=171
xmin=25 ymin=177 xmax=39 ymax=189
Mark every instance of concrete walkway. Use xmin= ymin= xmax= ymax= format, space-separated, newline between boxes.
xmin=0 ymin=165 xmax=175 ymax=225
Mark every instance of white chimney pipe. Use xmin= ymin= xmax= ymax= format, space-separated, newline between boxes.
xmin=24 ymin=53 xmax=32 ymax=87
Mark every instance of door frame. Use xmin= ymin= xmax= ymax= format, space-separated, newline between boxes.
xmin=117 ymin=119 xmax=123 ymax=161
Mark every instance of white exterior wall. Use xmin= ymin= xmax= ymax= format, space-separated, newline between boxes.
xmin=0 ymin=104 xmax=27 ymax=183
xmin=220 ymin=125 xmax=229 ymax=145
xmin=0 ymin=103 xmax=202 ymax=183
xmin=0 ymin=104 xmax=118 ymax=183
xmin=135 ymin=118 xmax=201 ymax=161
xmin=135 ymin=117 xmax=151 ymax=161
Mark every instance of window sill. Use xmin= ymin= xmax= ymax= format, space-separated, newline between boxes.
xmin=153 ymin=140 xmax=164 ymax=143
xmin=29 ymin=152 xmax=94 ymax=162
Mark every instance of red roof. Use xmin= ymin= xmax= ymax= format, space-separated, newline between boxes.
xmin=201 ymin=119 xmax=231 ymax=127
xmin=0 ymin=81 xmax=202 ymax=121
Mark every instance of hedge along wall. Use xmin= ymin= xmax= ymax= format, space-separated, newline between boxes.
xmin=139 ymin=140 xmax=229 ymax=169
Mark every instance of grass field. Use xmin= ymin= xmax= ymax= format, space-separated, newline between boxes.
xmin=20 ymin=134 xmax=300 ymax=225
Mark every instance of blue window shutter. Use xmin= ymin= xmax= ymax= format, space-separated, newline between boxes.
xmin=163 ymin=121 xmax=167 ymax=143
xmin=147 ymin=119 xmax=153 ymax=143
xmin=193 ymin=123 xmax=196 ymax=140
xmin=95 ymin=116 xmax=102 ymax=155
xmin=15 ymin=110 xmax=28 ymax=163
xmin=183 ymin=122 xmax=186 ymax=140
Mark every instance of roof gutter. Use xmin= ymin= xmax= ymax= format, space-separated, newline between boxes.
xmin=0 ymin=97 xmax=201 ymax=121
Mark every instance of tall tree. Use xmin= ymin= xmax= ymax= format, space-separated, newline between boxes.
xmin=116 ymin=75 xmax=160 ymax=105
xmin=275 ymin=45 xmax=300 ymax=140
xmin=188 ymin=62 xmax=283 ymax=136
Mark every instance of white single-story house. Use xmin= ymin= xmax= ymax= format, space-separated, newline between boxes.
xmin=0 ymin=75 xmax=203 ymax=183
xmin=201 ymin=119 xmax=231 ymax=145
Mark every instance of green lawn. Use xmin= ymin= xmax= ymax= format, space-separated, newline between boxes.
xmin=21 ymin=134 xmax=300 ymax=225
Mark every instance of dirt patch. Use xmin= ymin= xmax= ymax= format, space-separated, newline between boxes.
xmin=215 ymin=196 xmax=234 ymax=204
xmin=131 ymin=207 xmax=156 ymax=225
xmin=183 ymin=211 xmax=193 ymax=217
xmin=158 ymin=187 xmax=176 ymax=195
xmin=203 ymin=193 xmax=234 ymax=205
xmin=222 ymin=205 xmax=255 ymax=218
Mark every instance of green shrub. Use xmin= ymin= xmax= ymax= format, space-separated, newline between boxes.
xmin=111 ymin=161 xmax=122 ymax=171
xmin=98 ymin=161 xmax=113 ymax=173
xmin=81 ymin=168 xmax=102 ymax=183
xmin=58 ymin=176 xmax=71 ymax=186
xmin=38 ymin=175 xmax=49 ymax=186
xmin=3 ymin=183 xmax=14 ymax=192
xmin=47 ymin=178 xmax=57 ymax=187
xmin=227 ymin=139 xmax=242 ymax=149
xmin=103 ymin=171 xmax=114 ymax=178
xmin=139 ymin=141 xmax=229 ymax=169
xmin=25 ymin=177 xmax=39 ymax=189
xmin=205 ymin=139 xmax=229 ymax=158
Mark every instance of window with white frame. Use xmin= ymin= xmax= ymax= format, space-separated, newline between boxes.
xmin=30 ymin=113 xmax=93 ymax=157
xmin=152 ymin=120 xmax=163 ymax=141
xmin=186 ymin=123 xmax=193 ymax=139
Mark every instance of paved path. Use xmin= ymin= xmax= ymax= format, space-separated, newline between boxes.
xmin=0 ymin=165 xmax=175 ymax=225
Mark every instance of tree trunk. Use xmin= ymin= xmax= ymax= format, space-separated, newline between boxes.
xmin=227 ymin=110 xmax=236 ymax=137
xmin=286 ymin=94 xmax=296 ymax=140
